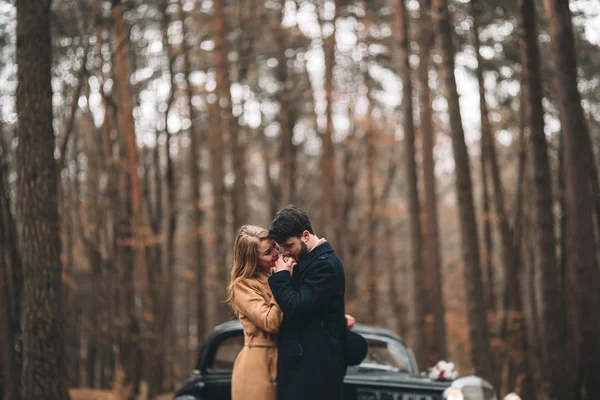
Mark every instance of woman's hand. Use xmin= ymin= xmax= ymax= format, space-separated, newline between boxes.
xmin=274 ymin=255 xmax=296 ymax=273
xmin=345 ymin=314 xmax=356 ymax=329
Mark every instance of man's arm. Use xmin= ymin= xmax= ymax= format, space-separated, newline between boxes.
xmin=268 ymin=261 xmax=339 ymax=321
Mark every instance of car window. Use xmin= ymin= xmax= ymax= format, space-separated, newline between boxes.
xmin=209 ymin=334 xmax=244 ymax=372
xmin=358 ymin=337 xmax=412 ymax=372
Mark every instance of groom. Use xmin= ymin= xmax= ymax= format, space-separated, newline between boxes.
xmin=268 ymin=205 xmax=347 ymax=400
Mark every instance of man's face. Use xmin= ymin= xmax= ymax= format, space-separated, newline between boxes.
xmin=278 ymin=233 xmax=308 ymax=261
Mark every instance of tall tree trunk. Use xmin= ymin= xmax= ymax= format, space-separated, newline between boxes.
xmin=519 ymin=1 xmax=571 ymax=398
xmin=175 ymin=0 xmax=207 ymax=342
xmin=93 ymin=1 xmax=121 ymax=389
xmin=480 ymin=140 xmax=494 ymax=313
xmin=80 ymin=101 xmax=104 ymax=390
xmin=16 ymin=1 xmax=70 ymax=398
xmin=0 ymin=252 xmax=18 ymax=400
xmin=211 ymin=0 xmax=234 ymax=324
xmin=471 ymin=2 xmax=494 ymax=317
xmin=213 ymin=0 xmax=247 ymax=232
xmin=395 ymin=0 xmax=426 ymax=366
xmin=94 ymin=0 xmax=114 ymax=162
xmin=160 ymin=0 xmax=178 ymax=390
xmin=363 ymin=15 xmax=378 ymax=323
xmin=512 ymin=90 xmax=527 ymax=290
xmin=207 ymin=112 xmax=229 ymax=323
xmin=471 ymin=0 xmax=514 ymax=334
xmin=542 ymin=1 xmax=600 ymax=398
xmin=262 ymin=134 xmax=281 ymax=220
xmin=0 ymin=149 xmax=22 ymax=398
xmin=386 ymin=216 xmax=405 ymax=337
xmin=275 ymin=10 xmax=296 ymax=207
xmin=472 ymin=2 xmax=531 ymax=394
xmin=512 ymin=94 xmax=532 ymax=397
xmin=115 ymin=170 xmax=142 ymax=400
xmin=62 ymin=162 xmax=78 ymax=388
xmin=477 ymin=92 xmax=498 ymax=390
xmin=432 ymin=0 xmax=492 ymax=379
xmin=113 ymin=1 xmax=154 ymax=396
xmin=320 ymin=2 xmax=339 ymax=241
xmin=557 ymin=135 xmax=576 ymax=397
xmin=417 ymin=0 xmax=447 ymax=365
xmin=341 ymin=105 xmax=360 ymax=302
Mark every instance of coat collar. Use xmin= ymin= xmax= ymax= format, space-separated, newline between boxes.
xmin=254 ymin=269 xmax=271 ymax=284
xmin=297 ymin=241 xmax=334 ymax=271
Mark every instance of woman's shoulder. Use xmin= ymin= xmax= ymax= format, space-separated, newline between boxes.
xmin=233 ymin=276 xmax=267 ymax=291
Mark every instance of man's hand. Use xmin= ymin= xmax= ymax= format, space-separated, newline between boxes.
xmin=345 ymin=314 xmax=356 ymax=329
xmin=275 ymin=255 xmax=296 ymax=273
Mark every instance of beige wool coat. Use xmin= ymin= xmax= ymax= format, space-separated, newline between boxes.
xmin=231 ymin=271 xmax=283 ymax=400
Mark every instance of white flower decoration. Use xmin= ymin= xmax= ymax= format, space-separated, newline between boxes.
xmin=428 ymin=360 xmax=458 ymax=381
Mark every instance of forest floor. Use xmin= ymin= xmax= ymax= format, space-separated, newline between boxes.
xmin=70 ymin=389 xmax=173 ymax=400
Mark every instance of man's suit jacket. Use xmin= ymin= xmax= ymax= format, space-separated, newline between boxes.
xmin=268 ymin=241 xmax=346 ymax=400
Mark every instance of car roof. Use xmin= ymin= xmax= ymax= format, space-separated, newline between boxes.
xmin=196 ymin=319 xmax=414 ymax=372
xmin=208 ymin=319 xmax=407 ymax=345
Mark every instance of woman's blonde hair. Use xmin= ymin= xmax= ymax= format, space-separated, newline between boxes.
xmin=227 ymin=225 xmax=270 ymax=314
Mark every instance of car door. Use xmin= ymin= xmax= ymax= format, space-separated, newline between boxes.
xmin=201 ymin=331 xmax=245 ymax=400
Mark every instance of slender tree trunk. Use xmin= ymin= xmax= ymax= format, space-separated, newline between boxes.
xmin=0 ymin=151 xmax=22 ymax=399
xmin=417 ymin=0 xmax=447 ymax=365
xmin=113 ymin=0 xmax=152 ymax=318
xmin=432 ymin=0 xmax=492 ymax=379
xmin=341 ymin=106 xmax=360 ymax=301
xmin=174 ymin=0 xmax=206 ymax=342
xmin=262 ymin=134 xmax=281 ymax=220
xmin=386 ymin=216 xmax=404 ymax=337
xmin=511 ymin=96 xmax=532 ymax=397
xmin=512 ymin=89 xmax=527 ymax=284
xmin=470 ymin=2 xmax=494 ymax=318
xmin=115 ymin=170 xmax=142 ymax=400
xmin=522 ymin=205 xmax=544 ymax=397
xmin=113 ymin=1 xmax=153 ymax=396
xmin=480 ymin=141 xmax=494 ymax=312
xmin=159 ymin=0 xmax=178 ymax=390
xmin=478 ymin=105 xmax=498 ymax=390
xmin=363 ymin=19 xmax=378 ymax=323
xmin=16 ymin=1 xmax=70 ymax=398
xmin=93 ymin=2 xmax=120 ymax=389
xmin=211 ymin=0 xmax=233 ymax=324
xmin=542 ymin=1 xmax=600 ymax=398
xmin=471 ymin=0 xmax=514 ymax=337
xmin=0 ymin=253 xmax=18 ymax=400
xmin=93 ymin=0 xmax=114 ymax=162
xmin=207 ymin=112 xmax=229 ymax=323
xmin=85 ymin=235 xmax=103 ymax=389
xmin=557 ymin=135 xmax=578 ymax=398
xmin=62 ymin=168 xmax=77 ymax=387
xmin=472 ymin=3 xmax=531 ymax=393
xmin=519 ymin=0 xmax=571 ymax=398
xmin=275 ymin=9 xmax=296 ymax=207
xmin=213 ymin=0 xmax=247 ymax=231
xmin=395 ymin=0 xmax=426 ymax=366
xmin=320 ymin=3 xmax=339 ymax=241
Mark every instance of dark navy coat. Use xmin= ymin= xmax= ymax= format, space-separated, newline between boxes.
xmin=268 ymin=242 xmax=347 ymax=400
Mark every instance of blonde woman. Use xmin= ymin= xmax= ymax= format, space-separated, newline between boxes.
xmin=227 ymin=225 xmax=294 ymax=400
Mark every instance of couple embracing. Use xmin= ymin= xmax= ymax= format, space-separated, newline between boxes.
xmin=227 ymin=205 xmax=367 ymax=400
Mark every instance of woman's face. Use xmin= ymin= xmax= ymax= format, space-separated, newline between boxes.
xmin=257 ymin=239 xmax=279 ymax=271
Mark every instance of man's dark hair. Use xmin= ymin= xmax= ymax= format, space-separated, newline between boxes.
xmin=268 ymin=205 xmax=315 ymax=243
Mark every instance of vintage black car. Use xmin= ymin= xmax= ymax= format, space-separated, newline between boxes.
xmin=173 ymin=320 xmax=516 ymax=400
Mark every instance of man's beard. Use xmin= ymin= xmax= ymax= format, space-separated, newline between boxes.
xmin=297 ymin=241 xmax=308 ymax=260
